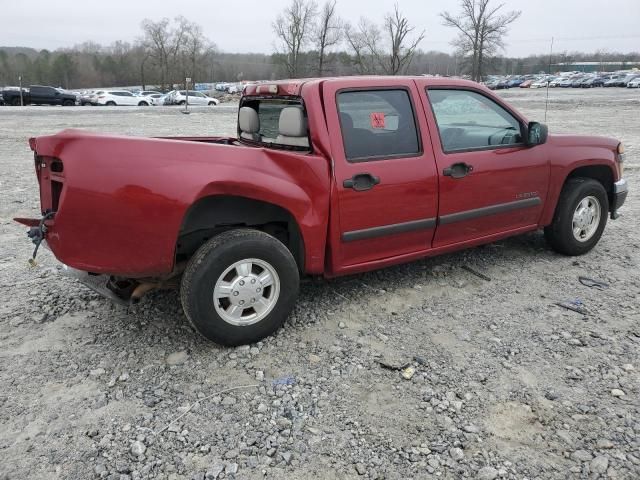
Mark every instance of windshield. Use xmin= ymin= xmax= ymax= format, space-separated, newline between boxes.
xmin=238 ymin=98 xmax=310 ymax=150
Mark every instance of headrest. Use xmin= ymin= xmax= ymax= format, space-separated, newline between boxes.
xmin=239 ymin=107 xmax=259 ymax=134
xmin=279 ymin=107 xmax=307 ymax=137
xmin=339 ymin=112 xmax=354 ymax=130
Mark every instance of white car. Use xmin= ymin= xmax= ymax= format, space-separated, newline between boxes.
xmin=626 ymin=77 xmax=640 ymax=88
xmin=172 ymin=90 xmax=219 ymax=106
xmin=96 ymin=90 xmax=152 ymax=106
xmin=146 ymin=93 xmax=166 ymax=105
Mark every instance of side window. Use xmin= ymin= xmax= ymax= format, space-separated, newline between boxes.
xmin=427 ymin=89 xmax=522 ymax=152
xmin=337 ymin=89 xmax=420 ymax=161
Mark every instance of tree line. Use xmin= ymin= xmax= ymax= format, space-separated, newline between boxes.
xmin=0 ymin=0 xmax=638 ymax=90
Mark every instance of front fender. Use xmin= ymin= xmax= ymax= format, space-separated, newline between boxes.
xmin=539 ymin=135 xmax=618 ymax=226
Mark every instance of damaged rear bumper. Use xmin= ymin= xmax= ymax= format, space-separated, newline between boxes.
xmin=59 ymin=264 xmax=132 ymax=306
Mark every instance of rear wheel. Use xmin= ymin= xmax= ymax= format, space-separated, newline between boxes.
xmin=544 ymin=177 xmax=608 ymax=255
xmin=11 ymin=98 xmax=21 ymax=106
xmin=138 ymin=101 xmax=149 ymax=106
xmin=63 ymin=99 xmax=75 ymax=106
xmin=178 ymin=100 xmax=186 ymax=105
xmin=181 ymin=229 xmax=300 ymax=346
xmin=105 ymin=101 xmax=116 ymax=106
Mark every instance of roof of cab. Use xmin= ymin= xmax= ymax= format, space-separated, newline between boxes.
xmin=242 ymin=76 xmax=484 ymax=97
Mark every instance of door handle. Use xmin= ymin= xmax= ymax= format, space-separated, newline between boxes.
xmin=343 ymin=173 xmax=380 ymax=191
xmin=443 ymin=162 xmax=474 ymax=179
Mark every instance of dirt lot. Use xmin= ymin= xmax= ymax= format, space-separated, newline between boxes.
xmin=0 ymin=88 xmax=639 ymax=480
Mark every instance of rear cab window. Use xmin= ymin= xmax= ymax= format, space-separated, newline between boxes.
xmin=336 ymin=89 xmax=420 ymax=162
xmin=238 ymin=97 xmax=310 ymax=151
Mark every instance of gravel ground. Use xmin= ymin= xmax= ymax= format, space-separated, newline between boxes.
xmin=0 ymin=88 xmax=639 ymax=480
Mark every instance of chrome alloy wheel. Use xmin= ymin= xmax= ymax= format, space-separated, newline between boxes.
xmin=213 ymin=258 xmax=280 ymax=326
xmin=572 ymin=196 xmax=601 ymax=242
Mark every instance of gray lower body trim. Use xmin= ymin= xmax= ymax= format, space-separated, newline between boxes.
xmin=342 ymin=218 xmax=436 ymax=242
xmin=439 ymin=197 xmax=541 ymax=225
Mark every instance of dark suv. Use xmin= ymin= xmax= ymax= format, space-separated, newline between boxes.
xmin=1 ymin=85 xmax=78 ymax=106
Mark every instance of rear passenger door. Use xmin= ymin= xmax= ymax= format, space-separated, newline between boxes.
xmin=323 ymin=78 xmax=439 ymax=273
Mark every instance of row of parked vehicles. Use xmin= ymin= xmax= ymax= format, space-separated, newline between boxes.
xmin=0 ymin=85 xmax=222 ymax=107
xmin=77 ymin=89 xmax=221 ymax=106
xmin=486 ymin=71 xmax=640 ymax=90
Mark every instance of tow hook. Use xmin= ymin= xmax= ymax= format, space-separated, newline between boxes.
xmin=27 ymin=211 xmax=55 ymax=266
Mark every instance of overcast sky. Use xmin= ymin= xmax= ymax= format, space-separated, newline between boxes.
xmin=1 ymin=0 xmax=639 ymax=57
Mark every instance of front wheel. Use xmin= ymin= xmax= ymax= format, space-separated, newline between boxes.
xmin=181 ymin=229 xmax=300 ymax=346
xmin=544 ymin=178 xmax=608 ymax=255
xmin=105 ymin=101 xmax=116 ymax=106
xmin=138 ymin=101 xmax=149 ymax=106
xmin=63 ymin=99 xmax=75 ymax=106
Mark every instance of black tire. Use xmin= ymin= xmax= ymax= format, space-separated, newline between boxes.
xmin=106 ymin=101 xmax=116 ymax=106
xmin=63 ymin=99 xmax=75 ymax=106
xmin=181 ymin=229 xmax=300 ymax=346
xmin=544 ymin=177 xmax=608 ymax=256
xmin=178 ymin=100 xmax=186 ymax=105
xmin=11 ymin=98 xmax=21 ymax=106
xmin=208 ymin=101 xmax=216 ymax=106
xmin=138 ymin=101 xmax=149 ymax=106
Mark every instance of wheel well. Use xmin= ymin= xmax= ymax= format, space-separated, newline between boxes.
xmin=176 ymin=195 xmax=305 ymax=271
xmin=566 ymin=165 xmax=614 ymax=208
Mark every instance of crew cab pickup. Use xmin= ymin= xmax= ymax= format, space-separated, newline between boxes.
xmin=16 ymin=77 xmax=628 ymax=345
xmin=3 ymin=85 xmax=78 ymax=106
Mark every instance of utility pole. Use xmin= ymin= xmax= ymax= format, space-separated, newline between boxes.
xmin=19 ymin=75 xmax=23 ymax=106
xmin=182 ymin=77 xmax=191 ymax=115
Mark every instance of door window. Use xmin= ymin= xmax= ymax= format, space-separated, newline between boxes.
xmin=427 ymin=89 xmax=523 ymax=152
xmin=337 ymin=89 xmax=420 ymax=162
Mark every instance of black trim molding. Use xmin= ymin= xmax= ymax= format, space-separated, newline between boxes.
xmin=342 ymin=218 xmax=436 ymax=242
xmin=439 ymin=197 xmax=541 ymax=225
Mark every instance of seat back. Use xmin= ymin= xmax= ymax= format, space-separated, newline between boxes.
xmin=239 ymin=106 xmax=261 ymax=141
xmin=275 ymin=106 xmax=309 ymax=147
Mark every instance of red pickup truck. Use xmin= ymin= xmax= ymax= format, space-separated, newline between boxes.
xmin=17 ymin=77 xmax=628 ymax=345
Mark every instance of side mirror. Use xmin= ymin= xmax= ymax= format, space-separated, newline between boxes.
xmin=526 ymin=121 xmax=548 ymax=146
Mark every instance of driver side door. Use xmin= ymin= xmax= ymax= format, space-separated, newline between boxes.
xmin=421 ymin=86 xmax=550 ymax=247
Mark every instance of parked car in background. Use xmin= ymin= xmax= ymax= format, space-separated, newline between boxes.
xmin=627 ymin=77 xmax=640 ymax=88
xmin=581 ymin=77 xmax=605 ymax=88
xmin=79 ymin=90 xmax=97 ymax=105
xmin=1 ymin=85 xmax=78 ymax=106
xmin=604 ymin=75 xmax=624 ymax=87
xmin=622 ymin=74 xmax=640 ymax=87
xmin=530 ymin=78 xmax=551 ymax=88
xmin=146 ymin=93 xmax=166 ymax=105
xmin=96 ymin=90 xmax=151 ymax=106
xmin=519 ymin=79 xmax=533 ymax=88
xmin=168 ymin=90 xmax=220 ymax=106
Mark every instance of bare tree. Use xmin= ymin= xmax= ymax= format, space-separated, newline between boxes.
xmin=344 ymin=4 xmax=424 ymax=75
xmin=441 ymin=0 xmax=521 ymax=81
xmin=141 ymin=18 xmax=172 ymax=89
xmin=382 ymin=4 xmax=425 ymax=75
xmin=314 ymin=1 xmax=342 ymax=76
xmin=344 ymin=18 xmax=380 ymax=74
xmin=273 ymin=0 xmax=317 ymax=77
xmin=141 ymin=16 xmax=196 ymax=89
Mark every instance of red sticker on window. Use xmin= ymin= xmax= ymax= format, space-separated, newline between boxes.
xmin=370 ymin=112 xmax=385 ymax=129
